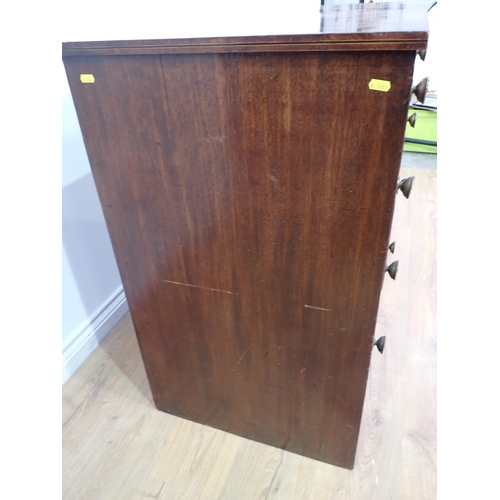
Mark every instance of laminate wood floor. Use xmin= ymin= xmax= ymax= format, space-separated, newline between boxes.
xmin=62 ymin=166 xmax=436 ymax=500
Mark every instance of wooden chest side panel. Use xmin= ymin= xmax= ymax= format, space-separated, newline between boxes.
xmin=63 ymin=50 xmax=415 ymax=468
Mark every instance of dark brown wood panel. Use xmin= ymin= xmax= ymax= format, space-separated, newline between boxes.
xmin=63 ymin=50 xmax=415 ymax=468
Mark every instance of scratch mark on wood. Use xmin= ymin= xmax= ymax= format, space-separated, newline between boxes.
xmin=237 ymin=349 xmax=249 ymax=364
xmin=269 ymin=174 xmax=291 ymax=197
xmin=304 ymin=304 xmax=332 ymax=312
xmin=233 ymin=348 xmax=250 ymax=371
xmin=162 ymin=279 xmax=239 ymax=295
xmin=263 ymin=346 xmax=284 ymax=359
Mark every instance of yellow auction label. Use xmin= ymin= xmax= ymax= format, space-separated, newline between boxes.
xmin=80 ymin=74 xmax=95 ymax=83
xmin=368 ymin=79 xmax=391 ymax=92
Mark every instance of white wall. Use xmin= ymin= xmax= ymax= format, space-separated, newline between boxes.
xmin=62 ymin=66 xmax=128 ymax=384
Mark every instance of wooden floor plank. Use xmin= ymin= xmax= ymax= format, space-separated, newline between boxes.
xmin=351 ymin=225 xmax=411 ymax=500
xmin=62 ymin=166 xmax=436 ymax=500
xmin=401 ymin=168 xmax=437 ymax=500
xmin=147 ymin=418 xmax=241 ymax=499
xmin=218 ymin=439 xmax=283 ymax=500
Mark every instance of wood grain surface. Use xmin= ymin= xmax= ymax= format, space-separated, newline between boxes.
xmin=63 ymin=48 xmax=416 ymax=468
xmin=62 ymin=166 xmax=437 ymax=500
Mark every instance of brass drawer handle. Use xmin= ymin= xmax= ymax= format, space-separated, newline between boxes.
xmin=412 ymin=77 xmax=428 ymax=104
xmin=407 ymin=112 xmax=417 ymax=128
xmin=397 ymin=176 xmax=415 ymax=199
xmin=388 ymin=241 xmax=396 ymax=254
xmin=386 ymin=261 xmax=399 ymax=280
xmin=374 ymin=336 xmax=386 ymax=354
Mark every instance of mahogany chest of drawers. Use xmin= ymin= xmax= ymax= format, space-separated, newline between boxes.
xmin=63 ymin=2 xmax=428 ymax=469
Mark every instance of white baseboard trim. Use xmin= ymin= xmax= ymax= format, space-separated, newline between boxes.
xmin=62 ymin=287 xmax=129 ymax=385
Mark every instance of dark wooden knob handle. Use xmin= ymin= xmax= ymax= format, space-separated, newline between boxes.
xmin=417 ymin=48 xmax=427 ymax=61
xmin=388 ymin=241 xmax=396 ymax=254
xmin=374 ymin=336 xmax=386 ymax=353
xmin=386 ymin=260 xmax=399 ymax=280
xmin=413 ymin=77 xmax=428 ymax=104
xmin=407 ymin=112 xmax=417 ymax=128
xmin=397 ymin=176 xmax=415 ymax=199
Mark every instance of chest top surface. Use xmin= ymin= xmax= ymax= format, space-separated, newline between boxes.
xmin=62 ymin=1 xmax=428 ymax=56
